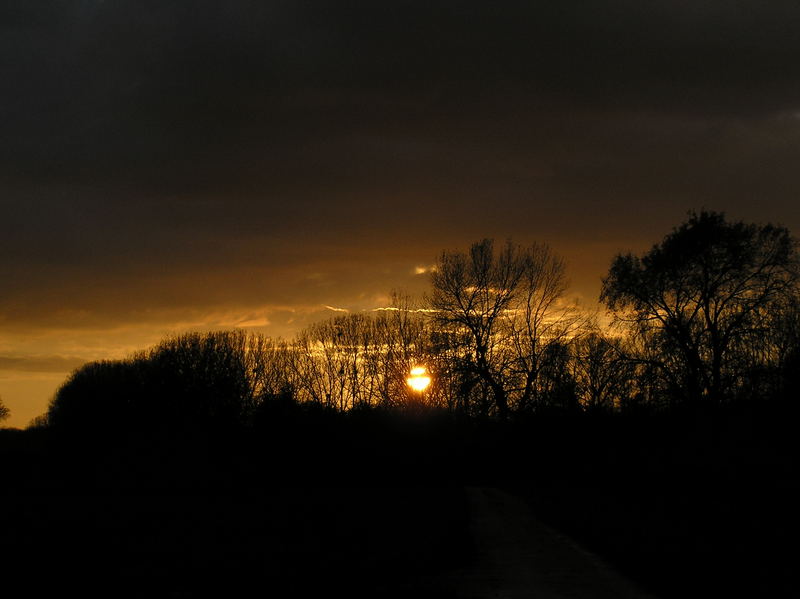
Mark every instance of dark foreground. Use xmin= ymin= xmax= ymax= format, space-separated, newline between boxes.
xmin=2 ymin=400 xmax=799 ymax=597
xmin=2 ymin=487 xmax=470 ymax=598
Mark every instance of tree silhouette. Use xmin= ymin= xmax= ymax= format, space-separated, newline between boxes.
xmin=428 ymin=239 xmax=583 ymax=417
xmin=0 ymin=394 xmax=9 ymax=423
xmin=40 ymin=221 xmax=800 ymax=433
xmin=46 ymin=359 xmax=141 ymax=432
xmin=601 ymin=211 xmax=800 ymax=404
xmin=146 ymin=331 xmax=255 ymax=429
xmin=570 ymin=331 xmax=635 ymax=411
xmin=47 ymin=331 xmax=260 ymax=434
xmin=505 ymin=243 xmax=585 ymax=412
xmin=289 ymin=294 xmax=437 ymax=411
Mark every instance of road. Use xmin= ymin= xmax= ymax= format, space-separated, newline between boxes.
xmin=436 ymin=487 xmax=658 ymax=599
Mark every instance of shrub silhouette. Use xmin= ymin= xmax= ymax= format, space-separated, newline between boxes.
xmin=143 ymin=331 xmax=254 ymax=430
xmin=47 ymin=359 xmax=142 ymax=432
xmin=0 ymin=394 xmax=10 ymax=423
xmin=47 ymin=331 xmax=256 ymax=436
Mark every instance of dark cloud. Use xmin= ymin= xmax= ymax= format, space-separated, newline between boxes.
xmin=0 ymin=354 xmax=86 ymax=374
xmin=2 ymin=1 xmax=800 ymax=333
xmin=5 ymin=1 xmax=800 ymax=181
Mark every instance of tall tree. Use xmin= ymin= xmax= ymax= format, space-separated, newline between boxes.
xmin=601 ymin=211 xmax=799 ymax=404
xmin=428 ymin=239 xmax=582 ymax=417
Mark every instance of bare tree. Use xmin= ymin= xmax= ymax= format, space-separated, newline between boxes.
xmin=428 ymin=239 xmax=584 ymax=417
xmin=291 ymin=321 xmax=350 ymax=409
xmin=148 ymin=331 xmax=255 ymax=424
xmin=372 ymin=292 xmax=439 ymax=408
xmin=506 ymin=243 xmax=586 ymax=412
xmin=246 ymin=333 xmax=293 ymax=400
xmin=288 ymin=293 xmax=438 ymax=411
xmin=570 ymin=330 xmax=635 ymax=411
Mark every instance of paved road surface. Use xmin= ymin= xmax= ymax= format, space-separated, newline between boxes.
xmin=437 ymin=487 xmax=657 ymax=599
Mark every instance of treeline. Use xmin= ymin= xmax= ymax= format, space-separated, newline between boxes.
xmin=41 ymin=211 xmax=800 ymax=431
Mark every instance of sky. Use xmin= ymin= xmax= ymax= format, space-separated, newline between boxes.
xmin=3 ymin=1 xmax=800 ymax=426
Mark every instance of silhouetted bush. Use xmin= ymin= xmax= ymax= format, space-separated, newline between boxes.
xmin=47 ymin=359 xmax=143 ymax=433
xmin=0 ymin=394 xmax=10 ymax=423
xmin=47 ymin=331 xmax=257 ymax=438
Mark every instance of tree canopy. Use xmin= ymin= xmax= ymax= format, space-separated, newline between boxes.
xmin=601 ymin=211 xmax=800 ymax=403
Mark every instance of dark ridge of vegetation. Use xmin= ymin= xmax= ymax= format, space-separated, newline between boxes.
xmin=31 ymin=212 xmax=800 ymax=439
xmin=3 ymin=398 xmax=798 ymax=597
xmin=3 ymin=211 xmax=800 ymax=597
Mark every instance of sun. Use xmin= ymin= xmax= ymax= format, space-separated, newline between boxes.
xmin=407 ymin=366 xmax=431 ymax=392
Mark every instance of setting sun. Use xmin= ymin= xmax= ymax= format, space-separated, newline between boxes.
xmin=407 ymin=366 xmax=431 ymax=392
